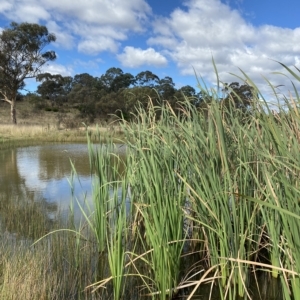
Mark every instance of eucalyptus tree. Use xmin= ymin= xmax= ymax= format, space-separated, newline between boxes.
xmin=222 ymin=82 xmax=256 ymax=110
xmin=122 ymin=86 xmax=160 ymax=116
xmin=36 ymin=73 xmax=72 ymax=105
xmin=174 ymin=85 xmax=196 ymax=103
xmin=72 ymin=73 xmax=96 ymax=88
xmin=178 ymin=85 xmax=196 ymax=98
xmin=100 ymin=67 xmax=135 ymax=92
xmin=100 ymin=67 xmax=123 ymax=91
xmin=157 ymin=76 xmax=176 ymax=100
xmin=68 ymin=73 xmax=99 ymax=104
xmin=0 ymin=22 xmax=56 ymax=123
xmin=135 ymin=70 xmax=160 ymax=88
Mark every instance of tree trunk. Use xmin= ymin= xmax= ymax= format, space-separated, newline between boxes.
xmin=11 ymin=99 xmax=17 ymax=124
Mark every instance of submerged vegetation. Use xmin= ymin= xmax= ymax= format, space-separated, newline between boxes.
xmin=1 ymin=65 xmax=300 ymax=299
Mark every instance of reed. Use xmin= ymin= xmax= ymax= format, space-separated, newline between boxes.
xmin=124 ymin=106 xmax=187 ymax=299
xmin=111 ymin=63 xmax=300 ymax=299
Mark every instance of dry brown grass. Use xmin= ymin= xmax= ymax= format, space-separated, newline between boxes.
xmin=0 ymin=101 xmax=125 ymax=147
xmin=1 ymin=124 xmax=50 ymax=137
xmin=0 ymin=100 xmax=61 ymax=125
xmin=0 ymin=234 xmax=100 ymax=300
xmin=0 ymin=243 xmax=61 ymax=300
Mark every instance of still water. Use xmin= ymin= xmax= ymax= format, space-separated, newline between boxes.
xmin=0 ymin=143 xmax=126 ymax=225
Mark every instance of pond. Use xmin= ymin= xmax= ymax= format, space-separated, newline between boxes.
xmin=0 ymin=143 xmax=126 ymax=226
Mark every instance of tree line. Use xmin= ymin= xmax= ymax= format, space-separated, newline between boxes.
xmin=32 ymin=69 xmax=204 ymax=121
xmin=0 ymin=22 xmax=255 ymax=124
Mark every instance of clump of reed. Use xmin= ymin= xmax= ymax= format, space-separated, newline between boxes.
xmin=79 ymin=63 xmax=300 ymax=299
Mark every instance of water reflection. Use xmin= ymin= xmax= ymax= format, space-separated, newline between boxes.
xmin=0 ymin=143 xmax=126 ymax=234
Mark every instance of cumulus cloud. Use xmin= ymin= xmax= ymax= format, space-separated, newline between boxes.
xmin=46 ymin=21 xmax=74 ymax=49
xmin=1 ymin=4 xmax=50 ymax=23
xmin=117 ymin=46 xmax=168 ymax=68
xmin=0 ymin=2 xmax=13 ymax=13
xmin=0 ymin=0 xmax=151 ymax=55
xmin=41 ymin=0 xmax=151 ymax=30
xmin=78 ymin=37 xmax=120 ymax=55
xmin=73 ymin=58 xmax=103 ymax=70
xmin=148 ymin=0 xmax=300 ymax=95
xmin=41 ymin=63 xmax=74 ymax=76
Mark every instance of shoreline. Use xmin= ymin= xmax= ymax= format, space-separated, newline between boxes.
xmin=0 ymin=123 xmax=125 ymax=150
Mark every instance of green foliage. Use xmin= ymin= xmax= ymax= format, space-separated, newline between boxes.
xmin=0 ymin=22 xmax=56 ymax=123
xmin=36 ymin=72 xmax=72 ymax=104
xmin=222 ymin=81 xmax=256 ymax=111
xmin=157 ymin=76 xmax=176 ymax=100
xmin=25 ymin=56 xmax=265 ymax=126
xmin=100 ymin=67 xmax=135 ymax=92
xmin=135 ymin=70 xmax=160 ymax=87
xmin=4 ymin=60 xmax=300 ymax=299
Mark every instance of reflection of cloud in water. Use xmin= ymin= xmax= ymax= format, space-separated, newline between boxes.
xmin=50 ymin=175 xmax=95 ymax=222
xmin=17 ymin=147 xmax=48 ymax=191
xmin=16 ymin=144 xmax=95 ymax=224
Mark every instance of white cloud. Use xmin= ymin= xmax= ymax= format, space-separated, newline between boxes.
xmin=148 ymin=0 xmax=300 ymax=96
xmin=2 ymin=3 xmax=50 ymax=23
xmin=0 ymin=0 xmax=152 ymax=55
xmin=78 ymin=37 xmax=120 ymax=55
xmin=117 ymin=46 xmax=168 ymax=68
xmin=46 ymin=21 xmax=74 ymax=49
xmin=68 ymin=23 xmax=127 ymax=42
xmin=66 ymin=22 xmax=127 ymax=54
xmin=40 ymin=0 xmax=151 ymax=30
xmin=0 ymin=1 xmax=13 ymax=13
xmin=41 ymin=63 xmax=73 ymax=76
xmin=73 ymin=58 xmax=103 ymax=70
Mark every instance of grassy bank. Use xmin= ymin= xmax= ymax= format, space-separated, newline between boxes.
xmin=1 ymin=65 xmax=300 ymax=299
xmin=0 ymin=123 xmax=124 ymax=149
xmin=0 ymin=101 xmax=124 ymax=149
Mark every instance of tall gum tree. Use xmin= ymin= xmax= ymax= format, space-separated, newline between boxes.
xmin=0 ymin=22 xmax=56 ymax=124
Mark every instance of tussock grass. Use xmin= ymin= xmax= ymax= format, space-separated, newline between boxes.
xmin=0 ymin=242 xmax=62 ymax=300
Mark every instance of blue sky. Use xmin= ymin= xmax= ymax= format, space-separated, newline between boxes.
xmin=0 ymin=0 xmax=299 ymax=96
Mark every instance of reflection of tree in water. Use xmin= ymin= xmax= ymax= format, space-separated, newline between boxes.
xmin=38 ymin=144 xmax=126 ymax=180
xmin=0 ymin=148 xmax=59 ymax=239
xmin=38 ymin=145 xmax=91 ymax=180
xmin=0 ymin=144 xmax=126 ymax=239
